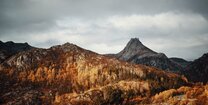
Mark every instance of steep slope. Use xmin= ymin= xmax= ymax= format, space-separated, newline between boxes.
xmin=111 ymin=38 xmax=183 ymax=72
xmin=184 ymin=53 xmax=208 ymax=83
xmin=116 ymin=38 xmax=157 ymax=61
xmin=0 ymin=42 xmax=188 ymax=104
xmin=0 ymin=41 xmax=33 ymax=63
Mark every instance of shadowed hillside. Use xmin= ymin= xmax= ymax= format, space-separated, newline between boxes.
xmin=0 ymin=41 xmax=33 ymax=63
xmin=184 ymin=53 xmax=208 ymax=83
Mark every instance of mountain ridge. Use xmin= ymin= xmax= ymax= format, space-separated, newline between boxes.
xmin=170 ymin=57 xmax=191 ymax=68
xmin=0 ymin=42 xmax=188 ymax=104
xmin=108 ymin=38 xmax=184 ymax=72
xmin=184 ymin=52 xmax=208 ymax=83
xmin=0 ymin=41 xmax=33 ymax=63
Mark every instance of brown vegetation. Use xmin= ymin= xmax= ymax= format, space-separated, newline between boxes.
xmin=129 ymin=84 xmax=208 ymax=105
xmin=0 ymin=43 xmax=189 ymax=104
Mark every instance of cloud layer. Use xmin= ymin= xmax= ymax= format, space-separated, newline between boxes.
xmin=0 ymin=0 xmax=208 ymax=60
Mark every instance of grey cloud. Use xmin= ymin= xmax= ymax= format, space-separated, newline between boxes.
xmin=0 ymin=0 xmax=208 ymax=60
xmin=1 ymin=0 xmax=207 ymax=31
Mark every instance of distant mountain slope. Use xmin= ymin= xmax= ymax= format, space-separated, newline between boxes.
xmin=0 ymin=42 xmax=187 ymax=104
xmin=184 ymin=53 xmax=208 ymax=83
xmin=0 ymin=41 xmax=33 ymax=63
xmin=170 ymin=57 xmax=191 ymax=68
xmin=108 ymin=38 xmax=184 ymax=72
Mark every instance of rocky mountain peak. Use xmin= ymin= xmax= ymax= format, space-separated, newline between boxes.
xmin=126 ymin=38 xmax=146 ymax=51
xmin=112 ymin=38 xmax=184 ymax=72
xmin=127 ymin=38 xmax=142 ymax=47
xmin=117 ymin=38 xmax=157 ymax=60
xmin=126 ymin=38 xmax=156 ymax=54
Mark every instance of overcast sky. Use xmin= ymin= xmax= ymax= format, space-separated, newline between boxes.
xmin=0 ymin=0 xmax=208 ymax=60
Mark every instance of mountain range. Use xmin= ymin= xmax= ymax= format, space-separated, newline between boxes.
xmin=106 ymin=38 xmax=190 ymax=73
xmin=0 ymin=40 xmax=207 ymax=105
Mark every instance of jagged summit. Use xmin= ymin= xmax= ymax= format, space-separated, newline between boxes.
xmin=128 ymin=38 xmax=142 ymax=46
xmin=127 ymin=38 xmax=156 ymax=53
xmin=113 ymin=38 xmax=183 ymax=72
xmin=117 ymin=38 xmax=157 ymax=61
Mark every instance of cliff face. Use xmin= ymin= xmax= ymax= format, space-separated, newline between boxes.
xmin=111 ymin=38 xmax=183 ymax=73
xmin=184 ymin=53 xmax=208 ymax=83
xmin=0 ymin=41 xmax=33 ymax=63
xmin=0 ymin=42 xmax=188 ymax=104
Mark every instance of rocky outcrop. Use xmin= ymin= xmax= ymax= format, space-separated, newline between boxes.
xmin=184 ymin=53 xmax=208 ymax=83
xmin=109 ymin=38 xmax=184 ymax=73
xmin=115 ymin=38 xmax=157 ymax=61
xmin=0 ymin=41 xmax=33 ymax=63
xmin=0 ymin=42 xmax=188 ymax=104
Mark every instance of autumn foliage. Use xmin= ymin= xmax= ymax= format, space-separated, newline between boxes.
xmin=0 ymin=43 xmax=192 ymax=105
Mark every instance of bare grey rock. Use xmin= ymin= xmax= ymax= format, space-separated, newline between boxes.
xmin=110 ymin=38 xmax=183 ymax=73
